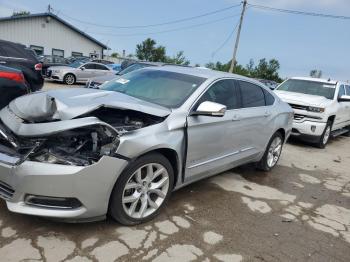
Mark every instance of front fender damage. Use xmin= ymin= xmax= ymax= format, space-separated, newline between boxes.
xmin=0 ymin=105 xmax=165 ymax=166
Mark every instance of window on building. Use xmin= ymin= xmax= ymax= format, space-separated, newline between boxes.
xmin=238 ymin=81 xmax=266 ymax=108
xmin=52 ymin=48 xmax=64 ymax=57
xmin=72 ymin=52 xmax=83 ymax=57
xmin=30 ymin=45 xmax=44 ymax=56
xmin=89 ymin=52 xmax=99 ymax=59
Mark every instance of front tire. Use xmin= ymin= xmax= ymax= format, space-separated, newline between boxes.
xmin=109 ymin=153 xmax=174 ymax=225
xmin=316 ymin=121 xmax=332 ymax=148
xmin=257 ymin=132 xmax=283 ymax=171
xmin=63 ymin=73 xmax=76 ymax=85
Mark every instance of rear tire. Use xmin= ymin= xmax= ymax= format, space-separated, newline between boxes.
xmin=109 ymin=153 xmax=174 ymax=225
xmin=316 ymin=121 xmax=332 ymax=148
xmin=63 ymin=73 xmax=75 ymax=85
xmin=257 ymin=132 xmax=283 ymax=171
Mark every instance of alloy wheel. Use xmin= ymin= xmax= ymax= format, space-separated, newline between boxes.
xmin=323 ymin=126 xmax=331 ymax=145
xmin=122 ymin=163 xmax=170 ymax=219
xmin=267 ymin=136 xmax=282 ymax=168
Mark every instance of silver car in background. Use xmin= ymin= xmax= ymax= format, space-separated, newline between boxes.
xmin=47 ymin=61 xmax=116 ymax=85
xmin=0 ymin=66 xmax=293 ymax=224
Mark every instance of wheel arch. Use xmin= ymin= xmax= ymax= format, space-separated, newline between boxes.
xmin=63 ymin=72 xmax=76 ymax=83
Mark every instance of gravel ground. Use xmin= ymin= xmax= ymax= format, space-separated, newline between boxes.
xmin=0 ymin=81 xmax=349 ymax=261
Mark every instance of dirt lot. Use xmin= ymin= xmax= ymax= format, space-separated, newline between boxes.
xmin=0 ymin=81 xmax=349 ymax=261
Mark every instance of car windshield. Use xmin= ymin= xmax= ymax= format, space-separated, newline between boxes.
xmin=69 ymin=61 xmax=83 ymax=68
xmin=100 ymin=69 xmax=206 ymax=108
xmin=277 ymin=79 xmax=336 ymax=99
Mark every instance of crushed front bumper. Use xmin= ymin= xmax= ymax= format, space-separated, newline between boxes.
xmin=0 ymin=155 xmax=128 ymax=221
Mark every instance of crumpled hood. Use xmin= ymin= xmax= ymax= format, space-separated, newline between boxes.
xmin=274 ymin=90 xmax=332 ymax=107
xmin=8 ymin=88 xmax=171 ymax=122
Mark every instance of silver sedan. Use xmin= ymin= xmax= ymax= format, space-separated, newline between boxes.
xmin=47 ymin=61 xmax=116 ymax=85
xmin=0 ymin=66 xmax=293 ymax=224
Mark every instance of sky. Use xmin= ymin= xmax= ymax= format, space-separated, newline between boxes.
xmin=1 ymin=0 xmax=349 ymax=81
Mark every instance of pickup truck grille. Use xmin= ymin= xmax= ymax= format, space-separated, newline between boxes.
xmin=288 ymin=103 xmax=308 ymax=111
xmin=294 ymin=114 xmax=305 ymax=121
xmin=0 ymin=181 xmax=14 ymax=200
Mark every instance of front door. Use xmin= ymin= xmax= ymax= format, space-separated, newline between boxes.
xmin=185 ymin=79 xmax=244 ymax=181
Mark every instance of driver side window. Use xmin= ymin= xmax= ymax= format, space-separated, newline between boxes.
xmin=196 ymin=80 xmax=239 ymax=110
xmin=338 ymin=85 xmax=345 ymax=98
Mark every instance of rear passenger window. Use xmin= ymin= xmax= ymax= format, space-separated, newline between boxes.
xmin=238 ymin=81 xmax=265 ymax=108
xmin=263 ymin=89 xmax=275 ymax=106
xmin=197 ymin=80 xmax=239 ymax=110
xmin=95 ymin=64 xmax=109 ymax=70
xmin=84 ymin=63 xmax=96 ymax=69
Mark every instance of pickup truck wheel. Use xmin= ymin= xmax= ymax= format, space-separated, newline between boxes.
xmin=63 ymin=74 xmax=75 ymax=85
xmin=317 ymin=122 xmax=332 ymax=148
xmin=257 ymin=132 xmax=283 ymax=171
xmin=109 ymin=153 xmax=174 ymax=225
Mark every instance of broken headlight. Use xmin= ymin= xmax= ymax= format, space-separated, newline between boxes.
xmin=29 ymin=127 xmax=119 ymax=166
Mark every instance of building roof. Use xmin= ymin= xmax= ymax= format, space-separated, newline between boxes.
xmin=0 ymin=12 xmax=108 ymax=49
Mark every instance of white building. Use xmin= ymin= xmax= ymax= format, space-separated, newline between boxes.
xmin=0 ymin=12 xmax=108 ymax=58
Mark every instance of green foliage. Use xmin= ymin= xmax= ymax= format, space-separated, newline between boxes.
xmin=110 ymin=52 xmax=119 ymax=58
xmin=136 ymin=38 xmax=190 ymax=65
xmin=136 ymin=38 xmax=167 ymax=62
xmin=166 ymin=51 xmax=190 ymax=65
xmin=206 ymin=58 xmax=282 ymax=82
xmin=310 ymin=69 xmax=322 ymax=78
xmin=12 ymin=11 xmax=30 ymax=17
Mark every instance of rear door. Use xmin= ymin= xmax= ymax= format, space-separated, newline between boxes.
xmin=236 ymin=80 xmax=275 ymax=153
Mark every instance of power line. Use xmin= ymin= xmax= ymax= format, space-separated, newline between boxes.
xmin=248 ymin=3 xmax=350 ymax=20
xmin=86 ymin=14 xmax=241 ymax=37
xmin=211 ymin=18 xmax=241 ymax=58
xmin=57 ymin=3 xmax=241 ymax=29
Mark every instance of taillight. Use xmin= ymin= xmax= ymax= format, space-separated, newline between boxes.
xmin=0 ymin=71 xmax=25 ymax=83
xmin=34 ymin=63 xmax=42 ymax=71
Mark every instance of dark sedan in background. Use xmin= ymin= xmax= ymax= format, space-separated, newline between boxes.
xmin=0 ymin=65 xmax=29 ymax=109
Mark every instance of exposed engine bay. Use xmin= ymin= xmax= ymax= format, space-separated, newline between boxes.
xmin=0 ymin=108 xmax=165 ymax=166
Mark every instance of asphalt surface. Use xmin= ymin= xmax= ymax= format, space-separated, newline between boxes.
xmin=0 ymin=81 xmax=349 ymax=262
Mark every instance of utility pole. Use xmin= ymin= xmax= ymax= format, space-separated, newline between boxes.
xmin=229 ymin=0 xmax=247 ymax=73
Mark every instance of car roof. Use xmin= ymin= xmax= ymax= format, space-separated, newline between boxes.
xmin=290 ymin=77 xmax=338 ymax=85
xmin=146 ymin=65 xmax=256 ymax=82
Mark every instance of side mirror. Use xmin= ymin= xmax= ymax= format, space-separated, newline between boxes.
xmin=338 ymin=95 xmax=350 ymax=102
xmin=191 ymin=101 xmax=226 ymax=117
xmin=80 ymin=66 xmax=85 ymax=70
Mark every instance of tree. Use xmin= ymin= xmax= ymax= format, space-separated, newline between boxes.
xmin=12 ymin=11 xmax=30 ymax=17
xmin=205 ymin=57 xmax=282 ymax=82
xmin=310 ymin=69 xmax=322 ymax=78
xmin=135 ymin=38 xmax=166 ymax=62
xmin=166 ymin=51 xmax=190 ymax=65
xmin=110 ymin=52 xmax=119 ymax=58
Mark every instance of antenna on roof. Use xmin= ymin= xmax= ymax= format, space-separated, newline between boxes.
xmin=47 ymin=4 xmax=52 ymax=13
xmin=328 ymin=78 xmax=331 ymax=82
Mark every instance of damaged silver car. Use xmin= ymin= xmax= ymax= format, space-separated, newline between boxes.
xmin=0 ymin=66 xmax=293 ymax=225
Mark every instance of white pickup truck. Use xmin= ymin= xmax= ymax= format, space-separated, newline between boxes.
xmin=275 ymin=77 xmax=350 ymax=148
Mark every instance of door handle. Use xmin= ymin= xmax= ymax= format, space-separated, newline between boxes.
xmin=264 ymin=111 xmax=271 ymax=117
xmin=232 ymin=114 xmax=240 ymax=121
